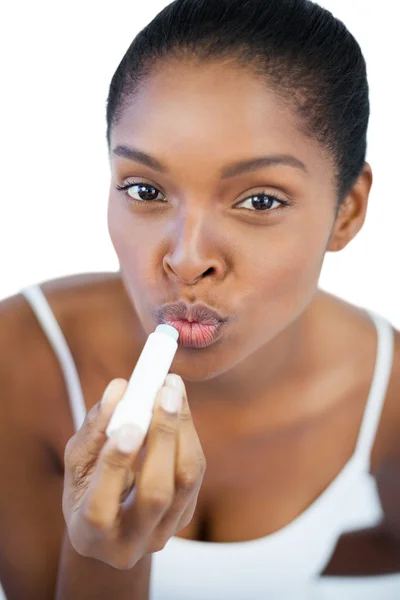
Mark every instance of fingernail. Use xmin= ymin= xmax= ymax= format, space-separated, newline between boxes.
xmin=111 ymin=424 xmax=144 ymax=454
xmin=161 ymin=386 xmax=182 ymax=414
xmin=101 ymin=380 xmax=123 ymax=407
xmin=165 ymin=373 xmax=184 ymax=392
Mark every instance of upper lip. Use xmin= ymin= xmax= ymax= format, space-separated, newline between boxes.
xmin=156 ymin=301 xmax=227 ymax=325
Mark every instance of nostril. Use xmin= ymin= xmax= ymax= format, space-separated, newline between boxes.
xmin=202 ymin=267 xmax=214 ymax=278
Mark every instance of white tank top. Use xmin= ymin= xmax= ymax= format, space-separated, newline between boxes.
xmin=20 ymin=284 xmax=400 ymax=599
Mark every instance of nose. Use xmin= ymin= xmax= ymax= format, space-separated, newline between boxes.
xmin=162 ymin=210 xmax=226 ymax=286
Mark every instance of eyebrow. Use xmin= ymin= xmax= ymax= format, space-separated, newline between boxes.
xmin=112 ymin=144 xmax=308 ymax=178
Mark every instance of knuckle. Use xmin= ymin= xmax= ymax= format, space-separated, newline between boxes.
xmin=110 ymin=556 xmax=137 ymax=571
xmin=194 ymin=446 xmax=207 ymax=473
xmin=84 ymin=512 xmax=110 ymax=531
xmin=154 ymin=420 xmax=177 ymax=439
xmin=65 ymin=452 xmax=86 ymax=483
xmin=176 ymin=468 xmax=200 ymax=494
xmin=85 ymin=407 xmax=98 ymax=427
xmin=150 ymin=536 xmax=169 ymax=553
xmin=179 ymin=407 xmax=193 ymax=423
xmin=63 ymin=437 xmax=78 ymax=468
xmin=102 ymin=451 xmax=130 ymax=472
xmin=179 ymin=507 xmax=196 ymax=531
xmin=82 ymin=503 xmax=111 ymax=531
xmin=140 ymin=488 xmax=173 ymax=514
xmin=198 ymin=454 xmax=207 ymax=475
xmin=70 ymin=459 xmax=92 ymax=488
xmin=118 ymin=559 xmax=136 ymax=571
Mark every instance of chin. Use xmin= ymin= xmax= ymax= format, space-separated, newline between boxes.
xmin=170 ymin=339 xmax=239 ymax=382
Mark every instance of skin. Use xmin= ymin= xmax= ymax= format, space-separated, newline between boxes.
xmin=107 ymin=58 xmax=372 ymax=408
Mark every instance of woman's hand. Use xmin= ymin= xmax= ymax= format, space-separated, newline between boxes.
xmin=62 ymin=374 xmax=206 ymax=570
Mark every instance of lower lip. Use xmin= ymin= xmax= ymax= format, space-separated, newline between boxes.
xmin=165 ymin=319 xmax=225 ymax=348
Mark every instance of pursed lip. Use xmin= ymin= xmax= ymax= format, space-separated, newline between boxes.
xmin=155 ymin=301 xmax=227 ymax=326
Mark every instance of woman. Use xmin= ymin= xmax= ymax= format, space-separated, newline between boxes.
xmin=1 ymin=0 xmax=400 ymax=598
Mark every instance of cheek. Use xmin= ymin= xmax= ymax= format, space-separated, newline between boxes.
xmin=108 ymin=206 xmax=154 ymax=300
xmin=240 ymin=220 xmax=328 ymax=316
xmin=269 ymin=236 xmax=325 ymax=294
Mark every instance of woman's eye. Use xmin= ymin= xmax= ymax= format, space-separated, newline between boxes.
xmin=235 ymin=193 xmax=287 ymax=212
xmin=116 ymin=182 xmax=289 ymax=214
xmin=116 ymin=182 xmax=165 ymax=204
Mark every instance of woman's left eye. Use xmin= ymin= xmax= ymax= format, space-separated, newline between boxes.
xmin=116 ymin=181 xmax=289 ymax=214
xmin=235 ymin=193 xmax=289 ymax=213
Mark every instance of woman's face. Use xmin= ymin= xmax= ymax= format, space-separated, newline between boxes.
xmin=108 ymin=60 xmax=339 ymax=382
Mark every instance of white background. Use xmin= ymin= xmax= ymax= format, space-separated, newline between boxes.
xmin=0 ymin=1 xmax=399 ymax=597
xmin=0 ymin=1 xmax=398 ymax=327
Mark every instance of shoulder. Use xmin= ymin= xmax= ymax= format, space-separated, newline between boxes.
xmin=0 ymin=271 xmax=133 ymax=454
xmin=373 ymin=322 xmax=400 ymax=466
xmin=0 ymin=273 xmax=127 ymax=599
xmin=313 ymin=290 xmax=400 ymax=470
xmin=367 ymin=319 xmax=400 ymax=540
xmin=341 ymin=298 xmax=400 ymax=469
xmin=0 ymin=270 xmax=123 ymax=375
xmin=0 ymin=270 xmax=124 ymax=346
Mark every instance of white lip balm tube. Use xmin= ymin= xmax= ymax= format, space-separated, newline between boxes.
xmin=106 ymin=324 xmax=179 ymax=439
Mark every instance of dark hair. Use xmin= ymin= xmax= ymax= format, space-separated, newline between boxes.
xmin=105 ymin=0 xmax=370 ymax=215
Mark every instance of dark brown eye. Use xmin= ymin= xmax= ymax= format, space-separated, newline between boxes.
xmin=236 ymin=192 xmax=288 ymax=212
xmin=116 ymin=182 xmax=165 ymax=204
xmin=130 ymin=184 xmax=159 ymax=202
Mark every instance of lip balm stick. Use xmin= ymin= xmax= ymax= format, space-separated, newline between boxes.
xmin=106 ymin=324 xmax=179 ymax=439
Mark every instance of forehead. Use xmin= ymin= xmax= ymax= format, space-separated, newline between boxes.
xmin=110 ymin=61 xmax=333 ymax=185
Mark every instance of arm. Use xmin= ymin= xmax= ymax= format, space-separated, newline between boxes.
xmin=0 ymin=295 xmax=152 ymax=599
xmin=55 ymin=533 xmax=151 ymax=600
xmin=0 ymin=295 xmax=65 ymax=599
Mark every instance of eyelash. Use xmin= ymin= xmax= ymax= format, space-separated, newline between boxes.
xmin=115 ymin=180 xmax=290 ymax=215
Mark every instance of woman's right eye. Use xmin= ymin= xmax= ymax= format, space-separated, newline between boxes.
xmin=116 ymin=182 xmax=166 ymax=204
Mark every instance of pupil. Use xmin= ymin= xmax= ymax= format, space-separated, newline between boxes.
xmin=252 ymin=194 xmax=273 ymax=210
xmin=138 ymin=185 xmax=158 ymax=201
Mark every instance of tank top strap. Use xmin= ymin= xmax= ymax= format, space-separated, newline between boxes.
xmin=353 ymin=308 xmax=395 ymax=471
xmin=20 ymin=284 xmax=87 ymax=432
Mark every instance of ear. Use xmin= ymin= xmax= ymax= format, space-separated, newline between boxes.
xmin=326 ymin=162 xmax=373 ymax=252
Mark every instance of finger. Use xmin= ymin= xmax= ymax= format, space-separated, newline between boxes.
xmin=65 ymin=378 xmax=129 ymax=466
xmin=175 ymin=494 xmax=200 ymax=534
xmin=63 ymin=378 xmax=132 ymax=510
xmin=120 ymin=468 xmax=136 ymax=503
xmin=82 ymin=421 xmax=146 ymax=530
xmin=120 ymin=378 xmax=183 ymax=536
xmin=155 ymin=376 xmax=206 ymax=535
